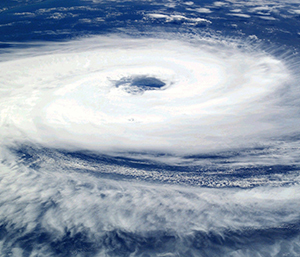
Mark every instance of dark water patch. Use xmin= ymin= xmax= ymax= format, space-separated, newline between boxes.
xmin=9 ymin=144 xmax=186 ymax=172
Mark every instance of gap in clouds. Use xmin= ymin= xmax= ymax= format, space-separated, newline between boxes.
xmin=5 ymin=143 xmax=300 ymax=188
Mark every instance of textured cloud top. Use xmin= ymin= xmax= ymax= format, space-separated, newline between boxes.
xmin=0 ymin=35 xmax=295 ymax=160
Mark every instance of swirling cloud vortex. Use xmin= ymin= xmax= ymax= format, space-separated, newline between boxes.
xmin=0 ymin=36 xmax=292 ymax=157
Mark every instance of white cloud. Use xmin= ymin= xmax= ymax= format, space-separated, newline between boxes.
xmin=290 ymin=9 xmax=300 ymax=14
xmin=227 ymin=13 xmax=251 ymax=18
xmin=214 ymin=1 xmax=227 ymax=7
xmin=194 ymin=8 xmax=212 ymax=13
xmin=183 ymin=1 xmax=194 ymax=5
xmin=147 ymin=13 xmax=211 ymax=24
xmin=0 ymin=157 xmax=299 ymax=255
xmin=0 ymin=34 xmax=297 ymax=164
xmin=14 ymin=12 xmax=36 ymax=17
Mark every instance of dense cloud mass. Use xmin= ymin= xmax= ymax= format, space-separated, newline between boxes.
xmin=0 ymin=36 xmax=296 ymax=156
xmin=0 ymin=0 xmax=300 ymax=256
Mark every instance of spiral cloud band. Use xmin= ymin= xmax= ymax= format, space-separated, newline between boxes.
xmin=0 ymin=35 xmax=294 ymax=158
xmin=1 ymin=31 xmax=300 ymax=256
xmin=1 ymin=161 xmax=300 ymax=256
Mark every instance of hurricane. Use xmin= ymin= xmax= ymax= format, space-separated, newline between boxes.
xmin=0 ymin=0 xmax=300 ymax=256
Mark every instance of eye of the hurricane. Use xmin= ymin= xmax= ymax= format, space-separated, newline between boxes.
xmin=114 ymin=76 xmax=167 ymax=94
